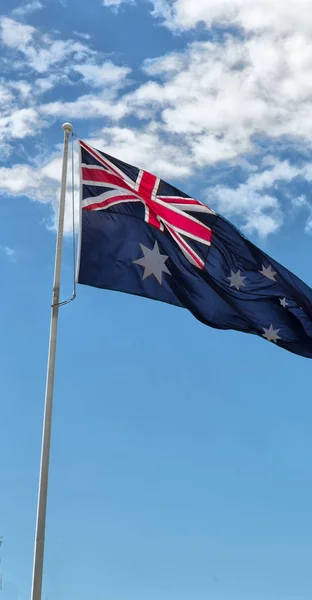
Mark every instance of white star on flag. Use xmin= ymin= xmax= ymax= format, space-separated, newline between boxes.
xmin=133 ymin=241 xmax=171 ymax=284
xmin=259 ymin=265 xmax=277 ymax=281
xmin=280 ymin=298 xmax=289 ymax=308
xmin=227 ymin=269 xmax=246 ymax=291
xmin=262 ymin=325 xmax=281 ymax=343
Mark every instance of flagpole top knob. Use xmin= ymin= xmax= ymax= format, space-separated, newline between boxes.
xmin=62 ymin=122 xmax=73 ymax=132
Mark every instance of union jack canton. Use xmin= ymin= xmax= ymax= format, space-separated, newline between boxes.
xmin=80 ymin=140 xmax=215 ymax=270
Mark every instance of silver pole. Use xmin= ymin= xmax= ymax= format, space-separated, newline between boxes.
xmin=31 ymin=122 xmax=73 ymax=600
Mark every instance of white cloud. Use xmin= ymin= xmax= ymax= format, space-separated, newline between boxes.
xmin=143 ymin=53 xmax=185 ymax=76
xmin=38 ymin=62 xmax=131 ymax=120
xmin=0 ymin=17 xmax=93 ymax=74
xmin=0 ymin=154 xmax=79 ymax=233
xmin=35 ymin=75 xmax=60 ymax=93
xmin=73 ymin=61 xmax=130 ymax=88
xmin=292 ymin=195 xmax=312 ymax=234
xmin=208 ymin=184 xmax=282 ymax=238
xmin=11 ymin=80 xmax=32 ymax=99
xmin=41 ymin=94 xmax=127 ymax=120
xmin=89 ymin=125 xmax=193 ymax=178
xmin=113 ymin=34 xmax=312 ymax=165
xmin=0 ymin=245 xmax=17 ymax=262
xmin=12 ymin=1 xmax=44 ymax=17
xmin=0 ymin=161 xmax=58 ymax=199
xmin=0 ymin=107 xmax=43 ymax=148
xmin=0 ymin=82 xmax=14 ymax=110
xmin=305 ymin=213 xmax=312 ymax=234
xmin=0 ymin=17 xmax=132 ymax=152
xmin=206 ymin=159 xmax=312 ymax=237
xmin=73 ymin=31 xmax=91 ymax=40
xmin=151 ymin=0 xmax=312 ymax=36
xmin=103 ymin=0 xmax=134 ymax=7
xmin=0 ymin=17 xmax=34 ymax=47
xmin=24 ymin=38 xmax=93 ymax=74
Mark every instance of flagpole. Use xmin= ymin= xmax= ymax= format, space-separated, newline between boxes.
xmin=31 ymin=122 xmax=73 ymax=600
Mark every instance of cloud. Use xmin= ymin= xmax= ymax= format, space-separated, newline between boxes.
xmin=0 ymin=245 xmax=17 ymax=262
xmin=0 ymin=107 xmax=43 ymax=151
xmin=73 ymin=31 xmax=91 ymax=40
xmin=113 ymin=34 xmax=312 ymax=163
xmin=208 ymin=184 xmax=283 ymax=238
xmin=12 ymin=1 xmax=44 ymax=17
xmin=41 ymin=94 xmax=127 ymax=121
xmin=0 ymin=17 xmax=131 ymax=153
xmin=73 ymin=61 xmax=131 ymax=88
xmin=0 ymin=160 xmax=59 ymax=200
xmin=151 ymin=0 xmax=312 ymax=36
xmin=0 ymin=72 xmax=63 ymax=154
xmin=23 ymin=38 xmax=92 ymax=74
xmin=0 ymin=154 xmax=79 ymax=233
xmin=35 ymin=75 xmax=60 ymax=93
xmin=0 ymin=82 xmax=14 ymax=110
xmin=0 ymin=17 xmax=93 ymax=74
xmin=206 ymin=159 xmax=312 ymax=237
xmin=39 ymin=63 xmax=131 ymax=120
xmin=292 ymin=195 xmax=312 ymax=234
xmin=0 ymin=17 xmax=34 ymax=47
xmin=103 ymin=0 xmax=134 ymax=7
xmin=88 ymin=125 xmax=194 ymax=178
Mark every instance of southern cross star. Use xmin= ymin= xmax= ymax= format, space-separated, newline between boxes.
xmin=262 ymin=325 xmax=281 ymax=343
xmin=280 ymin=297 xmax=289 ymax=308
xmin=227 ymin=269 xmax=246 ymax=291
xmin=133 ymin=241 xmax=171 ymax=284
xmin=259 ymin=264 xmax=277 ymax=281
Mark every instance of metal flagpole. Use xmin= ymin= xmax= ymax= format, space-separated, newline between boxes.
xmin=31 ymin=122 xmax=73 ymax=600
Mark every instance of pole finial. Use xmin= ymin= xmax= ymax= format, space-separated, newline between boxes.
xmin=62 ymin=122 xmax=73 ymax=132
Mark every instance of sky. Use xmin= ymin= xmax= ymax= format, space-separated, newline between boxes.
xmin=0 ymin=1 xmax=312 ymax=599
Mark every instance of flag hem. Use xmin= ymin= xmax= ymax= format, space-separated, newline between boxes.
xmin=75 ymin=138 xmax=83 ymax=283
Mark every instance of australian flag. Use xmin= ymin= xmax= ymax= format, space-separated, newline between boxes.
xmin=77 ymin=140 xmax=312 ymax=358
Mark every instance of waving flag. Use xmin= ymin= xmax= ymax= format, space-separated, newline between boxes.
xmin=77 ymin=140 xmax=312 ymax=358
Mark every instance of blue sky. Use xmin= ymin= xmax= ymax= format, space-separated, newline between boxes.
xmin=1 ymin=1 xmax=312 ymax=599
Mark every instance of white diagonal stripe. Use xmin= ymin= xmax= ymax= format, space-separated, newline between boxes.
xmin=82 ymin=190 xmax=138 ymax=208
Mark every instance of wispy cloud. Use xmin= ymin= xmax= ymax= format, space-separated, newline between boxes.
xmin=0 ymin=17 xmax=94 ymax=74
xmin=206 ymin=159 xmax=312 ymax=237
xmin=0 ymin=245 xmax=17 ymax=262
xmin=73 ymin=61 xmax=130 ymax=88
xmin=103 ymin=0 xmax=134 ymax=8
xmin=0 ymin=154 xmax=80 ymax=233
xmin=292 ymin=195 xmax=312 ymax=234
xmin=0 ymin=17 xmax=130 ymax=153
xmin=12 ymin=1 xmax=44 ymax=17
xmin=73 ymin=31 xmax=91 ymax=40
